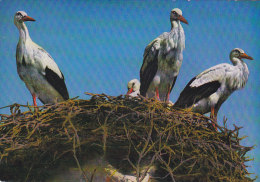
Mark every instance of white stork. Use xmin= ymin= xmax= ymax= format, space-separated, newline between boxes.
xmin=14 ymin=11 xmax=69 ymax=106
xmin=174 ymin=48 xmax=253 ymax=129
xmin=126 ymin=79 xmax=140 ymax=97
xmin=140 ymin=8 xmax=188 ymax=102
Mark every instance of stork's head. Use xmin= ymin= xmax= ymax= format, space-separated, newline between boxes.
xmin=170 ymin=8 xmax=188 ymax=25
xmin=14 ymin=11 xmax=35 ymax=26
xmin=127 ymin=79 xmax=140 ymax=95
xmin=230 ymin=48 xmax=253 ymax=61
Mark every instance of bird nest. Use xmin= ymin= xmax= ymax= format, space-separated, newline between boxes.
xmin=0 ymin=93 xmax=255 ymax=182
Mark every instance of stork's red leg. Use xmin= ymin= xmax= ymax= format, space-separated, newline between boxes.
xmin=32 ymin=93 xmax=37 ymax=107
xmin=210 ymin=107 xmax=217 ymax=131
xmin=155 ymin=87 xmax=160 ymax=100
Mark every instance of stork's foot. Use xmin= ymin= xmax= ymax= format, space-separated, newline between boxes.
xmin=211 ymin=121 xmax=218 ymax=131
xmin=210 ymin=117 xmax=218 ymax=131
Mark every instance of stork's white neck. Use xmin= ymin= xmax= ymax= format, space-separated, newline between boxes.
xmin=171 ymin=20 xmax=180 ymax=30
xmin=231 ymin=57 xmax=243 ymax=66
xmin=230 ymin=57 xmax=249 ymax=88
xmin=231 ymin=57 xmax=249 ymax=73
xmin=16 ymin=22 xmax=31 ymax=43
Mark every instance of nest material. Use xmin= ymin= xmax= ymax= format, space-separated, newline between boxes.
xmin=0 ymin=93 xmax=255 ymax=182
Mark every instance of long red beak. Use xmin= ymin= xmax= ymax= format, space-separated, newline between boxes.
xmin=240 ymin=53 xmax=253 ymax=60
xmin=22 ymin=16 xmax=36 ymax=22
xmin=127 ymin=88 xmax=133 ymax=95
xmin=178 ymin=15 xmax=188 ymax=25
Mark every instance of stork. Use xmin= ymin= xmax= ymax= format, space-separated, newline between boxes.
xmin=140 ymin=8 xmax=188 ymax=102
xmin=14 ymin=11 xmax=69 ymax=106
xmin=174 ymin=48 xmax=253 ymax=129
xmin=126 ymin=79 xmax=140 ymax=97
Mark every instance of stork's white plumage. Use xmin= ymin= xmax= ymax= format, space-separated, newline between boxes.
xmin=174 ymin=48 xmax=253 ymax=129
xmin=126 ymin=79 xmax=140 ymax=97
xmin=14 ymin=11 xmax=69 ymax=106
xmin=140 ymin=8 xmax=188 ymax=102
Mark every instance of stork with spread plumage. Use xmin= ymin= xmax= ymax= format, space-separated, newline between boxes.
xmin=140 ymin=8 xmax=188 ymax=102
xmin=174 ymin=48 xmax=253 ymax=130
xmin=14 ymin=11 xmax=69 ymax=106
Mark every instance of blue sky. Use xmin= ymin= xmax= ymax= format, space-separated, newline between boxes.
xmin=0 ymin=0 xmax=259 ymax=178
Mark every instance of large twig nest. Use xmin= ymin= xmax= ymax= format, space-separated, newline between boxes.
xmin=0 ymin=93 xmax=255 ymax=181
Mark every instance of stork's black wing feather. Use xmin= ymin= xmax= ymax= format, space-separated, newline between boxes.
xmin=140 ymin=40 xmax=159 ymax=96
xmin=44 ymin=67 xmax=69 ymax=101
xmin=174 ymin=77 xmax=221 ymax=108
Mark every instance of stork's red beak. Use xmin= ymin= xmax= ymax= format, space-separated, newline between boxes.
xmin=240 ymin=53 xmax=253 ymax=60
xmin=127 ymin=88 xmax=133 ymax=95
xmin=178 ymin=15 xmax=188 ymax=25
xmin=22 ymin=16 xmax=36 ymax=22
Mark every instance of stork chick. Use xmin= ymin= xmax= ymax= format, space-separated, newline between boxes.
xmin=127 ymin=79 xmax=140 ymax=97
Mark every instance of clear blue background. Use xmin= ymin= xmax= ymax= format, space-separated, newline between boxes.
xmin=0 ymin=0 xmax=259 ymax=178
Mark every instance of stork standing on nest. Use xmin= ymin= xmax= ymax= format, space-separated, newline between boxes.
xmin=174 ymin=48 xmax=253 ymax=129
xmin=14 ymin=11 xmax=69 ymax=106
xmin=140 ymin=8 xmax=188 ymax=102
xmin=126 ymin=79 xmax=140 ymax=97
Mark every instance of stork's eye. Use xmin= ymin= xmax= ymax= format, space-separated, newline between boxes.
xmin=235 ymin=50 xmax=240 ymax=54
xmin=172 ymin=11 xmax=177 ymax=15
